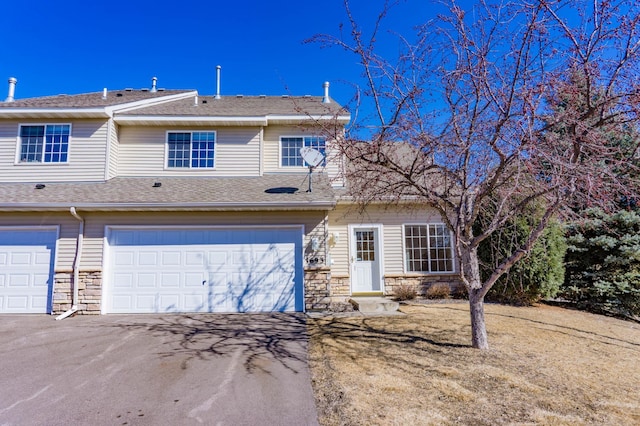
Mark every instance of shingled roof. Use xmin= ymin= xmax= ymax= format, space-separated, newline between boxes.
xmin=0 ymin=89 xmax=194 ymax=109
xmin=0 ymin=174 xmax=336 ymax=211
xmin=0 ymin=88 xmax=349 ymax=124
xmin=115 ymin=95 xmax=347 ymax=117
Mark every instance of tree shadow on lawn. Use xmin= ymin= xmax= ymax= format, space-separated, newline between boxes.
xmin=307 ymin=313 xmax=479 ymax=384
xmin=434 ymin=304 xmax=640 ymax=349
xmin=112 ymin=313 xmax=310 ymax=375
xmin=310 ymin=315 xmax=470 ymax=349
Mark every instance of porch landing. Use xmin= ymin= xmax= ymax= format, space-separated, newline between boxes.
xmin=348 ymin=297 xmax=400 ymax=314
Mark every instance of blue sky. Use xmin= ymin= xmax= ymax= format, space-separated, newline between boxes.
xmin=0 ymin=0 xmax=453 ymax=107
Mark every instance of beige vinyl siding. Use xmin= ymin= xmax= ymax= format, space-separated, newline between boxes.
xmin=0 ymin=212 xmax=79 ymax=270
xmin=79 ymin=210 xmax=326 ymax=270
xmin=106 ymin=120 xmax=119 ymax=180
xmin=0 ymin=120 xmax=108 ymax=182
xmin=262 ymin=126 xmax=343 ymax=184
xmin=117 ymin=126 xmax=261 ymax=176
xmin=328 ymin=203 xmax=450 ymax=276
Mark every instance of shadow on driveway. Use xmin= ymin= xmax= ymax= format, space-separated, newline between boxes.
xmin=112 ymin=313 xmax=310 ymax=373
xmin=0 ymin=313 xmax=318 ymax=426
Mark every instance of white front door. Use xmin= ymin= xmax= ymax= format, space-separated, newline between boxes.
xmin=350 ymin=226 xmax=382 ymax=293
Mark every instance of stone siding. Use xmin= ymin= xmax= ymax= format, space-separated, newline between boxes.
xmin=384 ymin=275 xmax=463 ymax=297
xmin=53 ymin=271 xmax=102 ymax=315
xmin=304 ymin=267 xmax=331 ymax=311
xmin=329 ymin=275 xmax=350 ymax=298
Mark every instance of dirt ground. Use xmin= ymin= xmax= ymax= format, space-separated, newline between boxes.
xmin=308 ymin=302 xmax=640 ymax=425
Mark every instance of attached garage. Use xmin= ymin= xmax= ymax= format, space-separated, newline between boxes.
xmin=104 ymin=226 xmax=304 ymax=313
xmin=0 ymin=227 xmax=58 ymax=314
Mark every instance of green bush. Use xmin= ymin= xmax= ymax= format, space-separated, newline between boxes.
xmin=562 ymin=208 xmax=640 ymax=319
xmin=477 ymin=209 xmax=567 ymax=306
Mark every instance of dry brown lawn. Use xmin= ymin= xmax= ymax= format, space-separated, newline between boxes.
xmin=308 ymin=302 xmax=640 ymax=425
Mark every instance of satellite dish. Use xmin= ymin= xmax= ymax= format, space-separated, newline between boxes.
xmin=299 ymin=147 xmax=325 ymax=192
xmin=300 ymin=147 xmax=324 ymax=168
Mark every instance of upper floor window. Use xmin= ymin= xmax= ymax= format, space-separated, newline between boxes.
xmin=280 ymin=136 xmax=326 ymax=167
xmin=18 ymin=124 xmax=70 ymax=163
xmin=167 ymin=131 xmax=216 ymax=168
xmin=404 ymin=224 xmax=454 ymax=273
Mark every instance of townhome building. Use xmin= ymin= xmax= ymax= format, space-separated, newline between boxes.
xmin=0 ymin=76 xmax=459 ymax=316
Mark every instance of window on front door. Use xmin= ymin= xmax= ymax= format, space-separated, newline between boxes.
xmin=355 ymin=230 xmax=376 ymax=261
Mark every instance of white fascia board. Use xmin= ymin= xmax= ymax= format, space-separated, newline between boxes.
xmin=106 ymin=91 xmax=198 ymax=115
xmin=0 ymin=201 xmax=336 ymax=211
xmin=267 ymin=114 xmax=351 ymax=124
xmin=113 ymin=115 xmax=269 ymax=126
xmin=0 ymin=108 xmax=110 ymax=118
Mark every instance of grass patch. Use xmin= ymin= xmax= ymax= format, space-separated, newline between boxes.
xmin=308 ymin=303 xmax=640 ymax=425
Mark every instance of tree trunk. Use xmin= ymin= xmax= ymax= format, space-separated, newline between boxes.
xmin=469 ymin=288 xmax=489 ymax=349
xmin=460 ymin=244 xmax=490 ymax=349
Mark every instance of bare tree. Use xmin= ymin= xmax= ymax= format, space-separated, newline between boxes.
xmin=312 ymin=0 xmax=640 ymax=349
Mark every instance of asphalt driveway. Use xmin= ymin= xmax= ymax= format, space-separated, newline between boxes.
xmin=0 ymin=313 xmax=319 ymax=425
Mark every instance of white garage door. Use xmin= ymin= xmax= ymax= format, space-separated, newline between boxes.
xmin=105 ymin=227 xmax=303 ymax=313
xmin=0 ymin=228 xmax=57 ymax=314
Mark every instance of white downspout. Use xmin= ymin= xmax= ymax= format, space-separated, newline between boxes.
xmin=56 ymin=207 xmax=84 ymax=320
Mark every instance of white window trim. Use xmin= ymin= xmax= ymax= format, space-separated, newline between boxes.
xmin=278 ymin=135 xmax=326 ymax=169
xmin=402 ymin=223 xmax=456 ymax=274
xmin=15 ymin=123 xmax=72 ymax=165
xmin=164 ymin=130 xmax=217 ymax=170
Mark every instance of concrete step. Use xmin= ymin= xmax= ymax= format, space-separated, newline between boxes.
xmin=349 ymin=297 xmax=400 ymax=313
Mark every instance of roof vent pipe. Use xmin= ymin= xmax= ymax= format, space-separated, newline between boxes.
xmin=102 ymin=88 xmax=107 ymax=99
xmin=151 ymin=76 xmax=158 ymax=93
xmin=322 ymin=81 xmax=330 ymax=103
xmin=215 ymin=65 xmax=221 ymax=99
xmin=5 ymin=77 xmax=17 ymax=102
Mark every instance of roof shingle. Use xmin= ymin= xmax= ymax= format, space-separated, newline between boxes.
xmin=116 ymin=95 xmax=347 ymax=117
xmin=0 ymin=174 xmax=336 ymax=211
xmin=0 ymin=89 xmax=193 ymax=109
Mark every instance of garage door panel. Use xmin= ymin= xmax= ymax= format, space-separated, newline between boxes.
xmin=114 ymin=251 xmax=135 ymax=266
xmin=208 ymin=251 xmax=227 ymax=265
xmin=7 ymin=296 xmax=28 ymax=310
xmin=32 ymin=296 xmax=48 ymax=309
xmin=106 ymin=228 xmax=302 ymax=313
xmin=135 ymin=273 xmax=156 ymax=287
xmin=138 ymin=252 xmax=158 ymax=266
xmin=185 ymin=272 xmax=206 ymax=287
xmin=8 ymin=274 xmax=30 ymax=287
xmin=33 ymin=274 xmax=50 ymax=288
xmin=113 ymin=274 xmax=134 ymax=288
xmin=160 ymin=273 xmax=180 ymax=287
xmin=158 ymin=294 xmax=180 ymax=311
xmin=134 ymin=295 xmax=156 ymax=311
xmin=112 ymin=294 xmax=132 ymax=309
xmin=183 ymin=294 xmax=206 ymax=311
xmin=208 ymin=272 xmax=228 ymax=286
xmin=185 ymin=251 xmax=205 ymax=266
xmin=232 ymin=251 xmax=250 ymax=266
xmin=162 ymin=252 xmax=181 ymax=266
